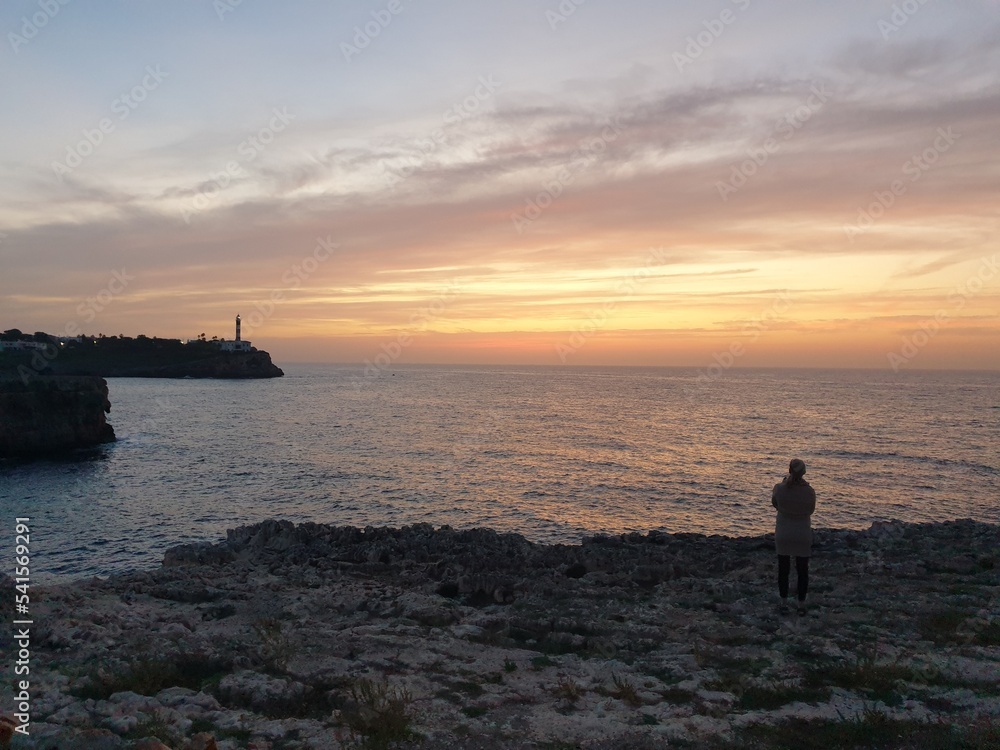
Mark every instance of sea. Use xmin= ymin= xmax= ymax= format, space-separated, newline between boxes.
xmin=2 ymin=364 xmax=998 ymax=582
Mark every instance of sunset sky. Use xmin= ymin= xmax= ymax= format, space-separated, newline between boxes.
xmin=1 ymin=1 xmax=998 ymax=369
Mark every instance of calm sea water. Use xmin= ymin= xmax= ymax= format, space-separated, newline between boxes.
xmin=2 ymin=365 xmax=998 ymax=581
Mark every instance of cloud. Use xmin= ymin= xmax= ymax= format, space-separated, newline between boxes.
xmin=2 ymin=14 xmax=998 ymax=367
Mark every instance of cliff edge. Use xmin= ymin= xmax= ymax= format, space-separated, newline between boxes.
xmin=53 ymin=348 xmax=286 ymax=379
xmin=0 ymin=375 xmax=116 ymax=456
xmin=0 ymin=335 xmax=284 ymax=379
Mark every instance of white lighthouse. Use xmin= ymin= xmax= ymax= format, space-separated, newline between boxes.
xmin=218 ymin=313 xmax=252 ymax=352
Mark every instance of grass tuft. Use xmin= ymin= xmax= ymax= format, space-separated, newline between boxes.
xmin=610 ymin=673 xmax=643 ymax=707
xmin=531 ymin=655 xmax=557 ymax=670
xmin=70 ymin=654 xmax=227 ymax=700
xmin=252 ymin=617 xmax=295 ymax=673
xmin=738 ymin=710 xmax=997 ymax=750
xmin=338 ymin=676 xmax=415 ymax=750
xmin=552 ymin=676 xmax=585 ymax=705
xmin=738 ymin=681 xmax=830 ymax=711
xmin=804 ymin=656 xmax=915 ymax=706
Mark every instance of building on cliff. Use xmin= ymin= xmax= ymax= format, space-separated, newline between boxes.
xmin=218 ymin=314 xmax=252 ymax=352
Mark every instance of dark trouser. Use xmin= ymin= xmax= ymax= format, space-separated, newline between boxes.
xmin=778 ymin=555 xmax=809 ymax=601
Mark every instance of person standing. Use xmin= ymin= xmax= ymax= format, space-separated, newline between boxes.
xmin=772 ymin=458 xmax=816 ymax=615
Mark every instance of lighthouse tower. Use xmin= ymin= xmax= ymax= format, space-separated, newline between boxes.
xmin=218 ymin=314 xmax=251 ymax=351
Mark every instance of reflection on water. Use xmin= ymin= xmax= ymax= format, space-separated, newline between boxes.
xmin=2 ymin=364 xmax=998 ymax=581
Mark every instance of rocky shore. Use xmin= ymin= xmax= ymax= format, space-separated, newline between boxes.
xmin=2 ymin=519 xmax=998 ymax=749
xmin=0 ymin=376 xmax=115 ymax=456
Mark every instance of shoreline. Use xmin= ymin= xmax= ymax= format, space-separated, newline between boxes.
xmin=2 ymin=518 xmax=999 ymax=749
xmin=11 ymin=511 xmax=1000 ymax=585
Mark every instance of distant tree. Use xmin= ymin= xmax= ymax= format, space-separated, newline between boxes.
xmin=2 ymin=329 xmax=23 ymax=341
xmin=33 ymin=331 xmax=51 ymax=342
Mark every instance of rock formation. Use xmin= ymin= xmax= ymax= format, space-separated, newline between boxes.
xmin=0 ymin=375 xmax=115 ymax=456
xmin=5 ymin=519 xmax=998 ymax=748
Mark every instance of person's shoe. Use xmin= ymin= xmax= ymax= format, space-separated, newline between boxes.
xmin=797 ymin=602 xmax=808 ymax=616
xmin=779 ymin=599 xmax=790 ymax=615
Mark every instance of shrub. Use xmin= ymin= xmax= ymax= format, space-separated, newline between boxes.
xmin=553 ymin=676 xmax=585 ymax=705
xmin=252 ymin=617 xmax=295 ymax=673
xmin=338 ymin=677 xmax=415 ymax=750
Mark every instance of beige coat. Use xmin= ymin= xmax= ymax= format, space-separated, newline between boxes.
xmin=772 ymin=478 xmax=816 ymax=557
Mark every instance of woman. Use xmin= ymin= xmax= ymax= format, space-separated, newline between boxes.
xmin=771 ymin=458 xmax=816 ymax=615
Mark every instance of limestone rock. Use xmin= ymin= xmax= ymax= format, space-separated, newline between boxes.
xmin=0 ymin=375 xmax=115 ymax=455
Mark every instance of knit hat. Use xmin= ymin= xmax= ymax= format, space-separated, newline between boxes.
xmin=789 ymin=458 xmax=806 ymax=477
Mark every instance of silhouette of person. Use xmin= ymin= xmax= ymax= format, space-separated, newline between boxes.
xmin=772 ymin=458 xmax=816 ymax=615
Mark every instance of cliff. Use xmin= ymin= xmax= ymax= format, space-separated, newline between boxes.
xmin=0 ymin=337 xmax=283 ymax=379
xmin=52 ymin=348 xmax=285 ymax=379
xmin=6 ymin=519 xmax=998 ymax=749
xmin=0 ymin=375 xmax=116 ymax=456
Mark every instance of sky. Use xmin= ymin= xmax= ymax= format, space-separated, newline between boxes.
xmin=1 ymin=0 xmax=998 ymax=370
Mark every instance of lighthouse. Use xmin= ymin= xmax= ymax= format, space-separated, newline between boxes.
xmin=217 ymin=314 xmax=252 ymax=352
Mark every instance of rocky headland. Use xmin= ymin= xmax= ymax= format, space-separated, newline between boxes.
xmin=1 ymin=334 xmax=283 ymax=380
xmin=2 ymin=519 xmax=998 ymax=749
xmin=71 ymin=349 xmax=285 ymax=379
xmin=0 ymin=375 xmax=115 ymax=456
